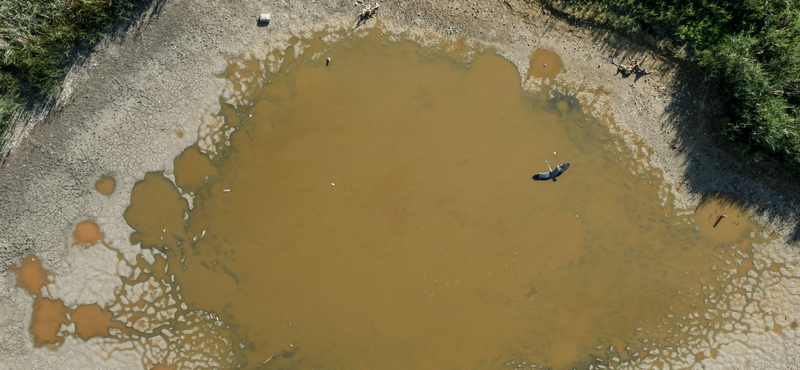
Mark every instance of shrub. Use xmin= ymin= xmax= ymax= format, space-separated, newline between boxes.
xmin=537 ymin=0 xmax=800 ymax=167
xmin=1 ymin=0 xmax=150 ymax=146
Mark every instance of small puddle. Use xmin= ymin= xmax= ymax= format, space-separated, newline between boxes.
xmin=30 ymin=297 xmax=70 ymax=346
xmin=528 ymin=48 xmax=563 ymax=79
xmin=72 ymin=220 xmax=105 ymax=247
xmin=11 ymin=254 xmax=51 ymax=296
xmin=95 ymin=175 xmax=116 ymax=195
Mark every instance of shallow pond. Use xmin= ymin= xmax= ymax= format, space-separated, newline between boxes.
xmin=116 ymin=32 xmax=760 ymax=369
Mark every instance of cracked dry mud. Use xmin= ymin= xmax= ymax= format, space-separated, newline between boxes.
xmin=1 ymin=1 xmax=800 ymax=370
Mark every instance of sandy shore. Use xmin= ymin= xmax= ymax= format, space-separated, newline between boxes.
xmin=1 ymin=0 xmax=799 ymax=369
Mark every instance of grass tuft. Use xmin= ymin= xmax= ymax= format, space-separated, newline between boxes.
xmin=1 ymin=0 xmax=151 ymax=147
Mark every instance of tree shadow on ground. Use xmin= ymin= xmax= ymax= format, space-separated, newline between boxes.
xmin=529 ymin=3 xmax=800 ymax=244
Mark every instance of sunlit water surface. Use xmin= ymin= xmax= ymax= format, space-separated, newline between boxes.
xmin=119 ymin=32 xmax=762 ymax=370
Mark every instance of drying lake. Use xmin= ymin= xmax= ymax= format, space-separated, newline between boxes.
xmin=17 ymin=31 xmax=766 ymax=370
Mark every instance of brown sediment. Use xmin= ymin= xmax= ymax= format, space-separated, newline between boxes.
xmin=30 ymin=298 xmax=69 ymax=347
xmin=528 ymin=48 xmax=563 ymax=79
xmin=72 ymin=220 xmax=105 ymax=247
xmin=122 ymin=33 xmax=764 ymax=370
xmin=10 ymin=254 xmax=51 ymax=296
xmin=710 ymin=348 xmax=719 ymax=359
xmin=70 ymin=304 xmax=126 ymax=340
xmin=175 ymin=129 xmax=184 ymax=138
xmin=95 ymin=175 xmax=117 ymax=196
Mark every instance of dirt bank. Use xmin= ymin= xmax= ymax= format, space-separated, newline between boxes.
xmin=1 ymin=0 xmax=799 ymax=369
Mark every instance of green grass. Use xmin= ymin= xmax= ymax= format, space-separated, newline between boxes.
xmin=1 ymin=0 xmax=151 ymax=147
xmin=536 ymin=0 xmax=800 ymax=167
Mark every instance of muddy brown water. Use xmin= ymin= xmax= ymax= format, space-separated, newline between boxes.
xmin=73 ymin=219 xmax=105 ymax=247
xmin=11 ymin=254 xmax=51 ymax=296
xmin=95 ymin=175 xmax=116 ymax=196
xmin=11 ymin=251 xmax=131 ymax=347
xmin=16 ymin=32 xmax=761 ymax=369
xmin=528 ymin=49 xmax=563 ymax=80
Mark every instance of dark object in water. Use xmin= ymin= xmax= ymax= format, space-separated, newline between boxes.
xmin=532 ymin=160 xmax=570 ymax=184
xmin=713 ymin=215 xmax=728 ymax=228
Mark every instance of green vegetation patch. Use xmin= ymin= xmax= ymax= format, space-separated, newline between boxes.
xmin=1 ymin=0 xmax=150 ymax=146
xmin=537 ymin=0 xmax=800 ymax=167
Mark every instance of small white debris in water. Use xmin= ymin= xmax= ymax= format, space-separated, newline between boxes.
xmin=223 ymin=189 xmax=231 ymax=193
xmin=576 ymin=214 xmax=579 ymax=218
xmin=331 ymin=183 xmax=335 ymax=186
xmin=553 ymin=151 xmax=557 ymax=155
xmin=543 ymin=64 xmax=547 ymax=67
xmin=201 ymin=230 xmax=206 ymax=238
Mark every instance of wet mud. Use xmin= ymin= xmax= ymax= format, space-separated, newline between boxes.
xmin=72 ymin=220 xmax=105 ymax=247
xmin=528 ymin=49 xmax=563 ymax=80
xmin=11 ymin=254 xmax=51 ymax=296
xmin=95 ymin=176 xmax=117 ymax=196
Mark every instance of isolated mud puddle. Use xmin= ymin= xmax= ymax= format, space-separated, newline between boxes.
xmin=116 ymin=33 xmax=770 ymax=369
xmin=528 ymin=49 xmax=563 ymax=79
xmin=95 ymin=175 xmax=116 ymax=195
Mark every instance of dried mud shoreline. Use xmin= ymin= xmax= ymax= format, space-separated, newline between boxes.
xmin=1 ymin=0 xmax=799 ymax=369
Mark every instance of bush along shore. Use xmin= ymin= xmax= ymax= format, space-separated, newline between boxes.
xmin=536 ymin=0 xmax=800 ymax=169
xmin=0 ymin=0 xmax=151 ymax=147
